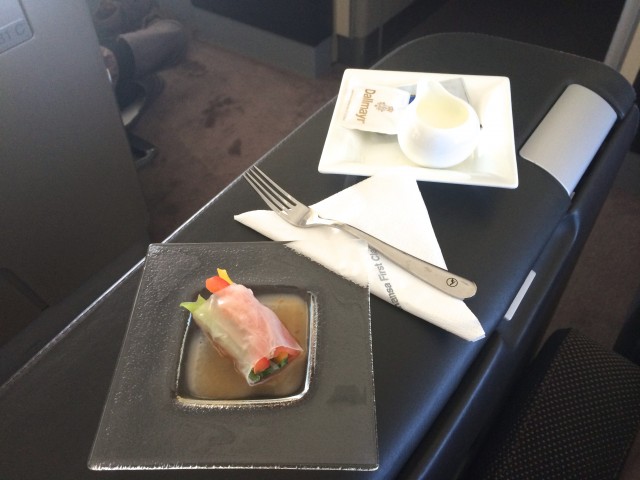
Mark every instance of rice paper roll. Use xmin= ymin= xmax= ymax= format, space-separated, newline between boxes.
xmin=182 ymin=283 xmax=303 ymax=385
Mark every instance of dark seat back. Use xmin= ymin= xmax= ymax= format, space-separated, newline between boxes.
xmin=463 ymin=326 xmax=640 ymax=479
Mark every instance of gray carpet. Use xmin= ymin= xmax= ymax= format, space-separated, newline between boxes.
xmin=131 ymin=33 xmax=343 ymax=242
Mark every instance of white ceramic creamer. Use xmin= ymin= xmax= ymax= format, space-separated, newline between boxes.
xmin=397 ymin=80 xmax=481 ymax=168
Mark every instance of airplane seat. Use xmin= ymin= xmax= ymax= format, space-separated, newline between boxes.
xmin=461 ymin=288 xmax=640 ymax=479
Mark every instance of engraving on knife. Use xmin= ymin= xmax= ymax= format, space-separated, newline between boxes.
xmin=446 ymin=278 xmax=459 ymax=288
xmin=0 ymin=19 xmax=33 ymax=54
xmin=369 ymin=247 xmax=400 ymax=307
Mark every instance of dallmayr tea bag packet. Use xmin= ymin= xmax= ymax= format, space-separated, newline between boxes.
xmin=341 ymin=85 xmax=412 ymax=134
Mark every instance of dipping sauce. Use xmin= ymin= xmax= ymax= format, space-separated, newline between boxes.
xmin=178 ymin=291 xmax=310 ymax=402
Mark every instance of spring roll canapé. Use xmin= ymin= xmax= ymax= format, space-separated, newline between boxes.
xmin=181 ymin=269 xmax=303 ymax=385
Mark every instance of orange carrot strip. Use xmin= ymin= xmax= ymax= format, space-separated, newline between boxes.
xmin=205 ymin=275 xmax=230 ymax=294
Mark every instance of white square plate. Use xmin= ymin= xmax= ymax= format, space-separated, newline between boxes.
xmin=318 ymin=69 xmax=518 ymax=189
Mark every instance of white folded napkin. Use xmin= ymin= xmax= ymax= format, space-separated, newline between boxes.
xmin=235 ymin=171 xmax=485 ymax=341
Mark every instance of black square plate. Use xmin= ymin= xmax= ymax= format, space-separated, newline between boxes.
xmin=89 ymin=242 xmax=377 ymax=470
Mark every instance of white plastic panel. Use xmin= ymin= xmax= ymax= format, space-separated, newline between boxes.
xmin=520 ymin=84 xmax=617 ymax=194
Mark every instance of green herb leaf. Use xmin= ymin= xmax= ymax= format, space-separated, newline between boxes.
xmin=179 ymin=295 xmax=207 ymax=314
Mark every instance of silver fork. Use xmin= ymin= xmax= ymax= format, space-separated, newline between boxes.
xmin=243 ymin=166 xmax=477 ymax=299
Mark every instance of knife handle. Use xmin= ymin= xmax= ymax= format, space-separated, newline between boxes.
xmin=336 ymin=223 xmax=477 ymax=300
